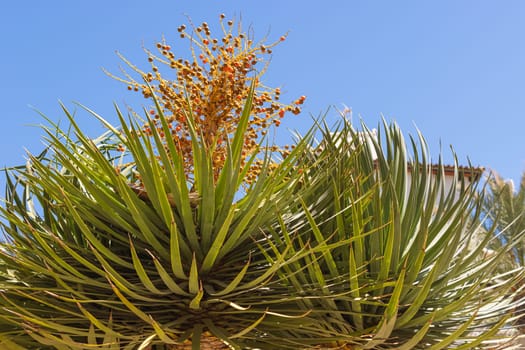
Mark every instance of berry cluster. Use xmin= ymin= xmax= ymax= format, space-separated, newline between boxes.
xmin=111 ymin=15 xmax=305 ymax=185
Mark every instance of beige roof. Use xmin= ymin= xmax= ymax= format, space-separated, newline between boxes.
xmin=406 ymin=163 xmax=485 ymax=182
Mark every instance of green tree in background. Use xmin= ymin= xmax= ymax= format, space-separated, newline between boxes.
xmin=482 ymin=171 xmax=525 ymax=334
xmin=483 ymin=171 xmax=525 ymax=266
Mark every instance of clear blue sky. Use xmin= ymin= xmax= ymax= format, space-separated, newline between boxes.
xmin=1 ymin=1 xmax=525 ymax=186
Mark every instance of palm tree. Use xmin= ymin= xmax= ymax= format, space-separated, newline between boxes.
xmin=482 ymin=170 xmax=525 ymax=334
xmin=0 ymin=16 xmax=523 ymax=349
xmin=483 ymin=171 xmax=525 ymax=266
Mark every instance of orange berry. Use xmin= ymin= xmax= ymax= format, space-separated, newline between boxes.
xmin=221 ymin=64 xmax=233 ymax=73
